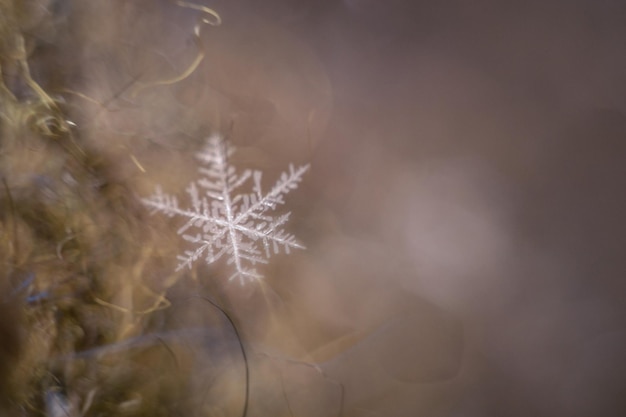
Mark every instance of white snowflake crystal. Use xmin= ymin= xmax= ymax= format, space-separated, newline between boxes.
xmin=142 ymin=134 xmax=309 ymax=284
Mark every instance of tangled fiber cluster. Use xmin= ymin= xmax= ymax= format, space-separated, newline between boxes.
xmin=0 ymin=1 xmax=253 ymax=416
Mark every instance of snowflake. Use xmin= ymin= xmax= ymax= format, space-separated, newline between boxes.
xmin=142 ymin=134 xmax=309 ymax=284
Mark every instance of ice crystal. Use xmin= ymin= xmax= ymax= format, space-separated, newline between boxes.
xmin=142 ymin=134 xmax=309 ymax=284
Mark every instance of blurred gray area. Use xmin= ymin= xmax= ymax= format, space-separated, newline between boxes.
xmin=200 ymin=1 xmax=626 ymax=416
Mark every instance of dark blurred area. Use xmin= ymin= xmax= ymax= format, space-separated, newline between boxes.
xmin=201 ymin=1 xmax=626 ymax=416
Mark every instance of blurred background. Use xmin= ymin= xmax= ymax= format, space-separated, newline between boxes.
xmin=200 ymin=0 xmax=626 ymax=416
xmin=199 ymin=1 xmax=626 ymax=416
xmin=3 ymin=0 xmax=625 ymax=416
